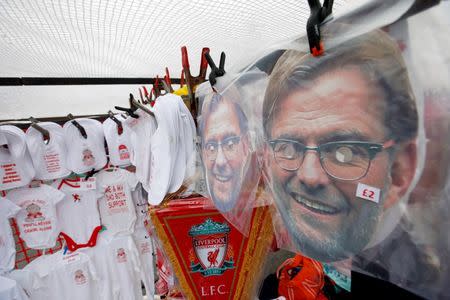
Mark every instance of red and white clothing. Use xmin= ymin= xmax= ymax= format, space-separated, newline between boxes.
xmin=103 ymin=116 xmax=133 ymax=167
xmin=92 ymin=231 xmax=142 ymax=300
xmin=63 ymin=118 xmax=107 ymax=174
xmin=133 ymin=227 xmax=155 ymax=298
xmin=0 ymin=197 xmax=21 ymax=274
xmin=22 ymin=250 xmax=100 ymax=300
xmin=25 ymin=122 xmax=70 ymax=180
xmin=0 ymin=125 xmax=35 ymax=191
xmin=53 ymin=178 xmax=101 ymax=250
xmin=95 ymin=168 xmax=138 ymax=235
xmin=7 ymin=185 xmax=64 ymax=249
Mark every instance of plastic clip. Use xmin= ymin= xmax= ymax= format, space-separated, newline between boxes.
xmin=205 ymin=51 xmax=226 ymax=87
xmin=307 ymin=0 xmax=333 ymax=57
xmin=29 ymin=117 xmax=50 ymax=143
xmin=67 ymin=114 xmax=87 ymax=139
xmin=108 ymin=110 xmax=123 ymax=135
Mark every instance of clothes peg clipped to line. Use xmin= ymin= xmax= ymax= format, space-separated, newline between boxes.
xmin=181 ymin=46 xmax=209 ymax=118
xmin=307 ymin=0 xmax=334 ymax=56
xmin=107 ymin=110 xmax=123 ymax=135
xmin=205 ymin=51 xmax=226 ymax=88
xmin=114 ymin=94 xmax=141 ymax=118
xmin=129 ymin=93 xmax=155 ymax=117
xmin=29 ymin=117 xmax=51 ymax=143
xmin=139 ymin=88 xmax=146 ymax=104
xmin=164 ymin=67 xmax=174 ymax=93
xmin=67 ymin=114 xmax=87 ymax=139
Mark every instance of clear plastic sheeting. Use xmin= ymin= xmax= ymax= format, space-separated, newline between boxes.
xmin=196 ymin=71 xmax=269 ymax=234
xmin=198 ymin=0 xmax=450 ymax=298
xmin=0 ymin=0 xmax=352 ymax=78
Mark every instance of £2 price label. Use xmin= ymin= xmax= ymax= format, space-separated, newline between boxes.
xmin=356 ymin=183 xmax=380 ymax=203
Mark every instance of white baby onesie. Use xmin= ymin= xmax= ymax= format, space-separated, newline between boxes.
xmin=7 ymin=184 xmax=64 ymax=249
xmin=0 ymin=197 xmax=21 ymax=274
xmin=53 ymin=178 xmax=101 ymax=246
xmin=96 ymin=168 xmax=138 ymax=235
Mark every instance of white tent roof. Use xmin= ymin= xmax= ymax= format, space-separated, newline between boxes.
xmin=0 ymin=0 xmax=353 ymax=119
xmin=0 ymin=0 xmax=353 ymax=77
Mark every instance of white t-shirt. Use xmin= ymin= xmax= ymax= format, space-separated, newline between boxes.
xmin=96 ymin=168 xmax=138 ymax=235
xmin=123 ymin=110 xmax=157 ymax=193
xmin=103 ymin=116 xmax=133 ymax=167
xmin=23 ymin=250 xmax=99 ymax=300
xmin=25 ymin=122 xmax=71 ymax=181
xmin=63 ymin=118 xmax=107 ymax=174
xmin=0 ymin=125 xmax=35 ymax=191
xmin=7 ymin=185 xmax=64 ymax=249
xmin=0 ymin=197 xmax=21 ymax=274
xmin=53 ymin=178 xmax=101 ymax=245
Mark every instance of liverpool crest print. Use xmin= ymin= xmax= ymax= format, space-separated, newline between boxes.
xmin=189 ymin=218 xmax=234 ymax=276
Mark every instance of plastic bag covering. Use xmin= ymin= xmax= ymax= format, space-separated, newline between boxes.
xmin=203 ymin=0 xmax=450 ymax=298
xmin=196 ymin=71 xmax=270 ymax=235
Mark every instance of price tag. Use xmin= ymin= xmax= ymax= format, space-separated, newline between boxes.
xmin=80 ymin=177 xmax=96 ymax=190
xmin=356 ymin=183 xmax=380 ymax=203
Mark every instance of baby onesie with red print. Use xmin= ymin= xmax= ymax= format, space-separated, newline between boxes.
xmin=7 ymin=184 xmax=65 ymax=249
xmin=0 ymin=197 xmax=21 ymax=274
xmin=53 ymin=178 xmax=102 ymax=251
xmin=95 ymin=168 xmax=138 ymax=235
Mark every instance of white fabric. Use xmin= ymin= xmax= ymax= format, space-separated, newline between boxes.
xmin=53 ymin=178 xmax=101 ymax=244
xmin=103 ymin=116 xmax=133 ymax=167
xmin=7 ymin=185 xmax=64 ymax=249
xmin=7 ymin=269 xmax=44 ymax=300
xmin=168 ymin=95 xmax=185 ymax=193
xmin=63 ymin=118 xmax=107 ymax=174
xmin=123 ymin=110 xmax=157 ymax=193
xmin=25 ymin=122 xmax=71 ymax=180
xmin=0 ymin=275 xmax=29 ymax=300
xmin=133 ymin=227 xmax=155 ymax=298
xmin=0 ymin=125 xmax=35 ymax=191
xmin=131 ymin=183 xmax=150 ymax=231
xmin=177 ymin=97 xmax=197 ymax=182
xmin=22 ymin=250 xmax=99 ymax=300
xmin=147 ymin=95 xmax=178 ymax=204
xmin=0 ymin=197 xmax=21 ymax=274
xmin=80 ymin=244 xmax=119 ymax=300
xmin=95 ymin=168 xmax=138 ymax=235
xmin=93 ymin=231 xmax=142 ymax=300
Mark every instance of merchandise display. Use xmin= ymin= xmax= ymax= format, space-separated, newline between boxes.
xmin=0 ymin=125 xmax=36 ymax=190
xmin=0 ymin=197 xmax=21 ymax=275
xmin=25 ymin=122 xmax=71 ymax=180
xmin=0 ymin=0 xmax=449 ymax=299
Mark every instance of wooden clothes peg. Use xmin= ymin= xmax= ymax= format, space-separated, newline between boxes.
xmin=181 ymin=46 xmax=209 ymax=118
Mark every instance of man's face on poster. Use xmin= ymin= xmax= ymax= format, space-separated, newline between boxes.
xmin=202 ymin=99 xmax=249 ymax=212
xmin=266 ymin=67 xmax=401 ymax=262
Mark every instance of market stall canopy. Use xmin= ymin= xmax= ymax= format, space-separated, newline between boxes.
xmin=0 ymin=0 xmax=354 ymax=78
